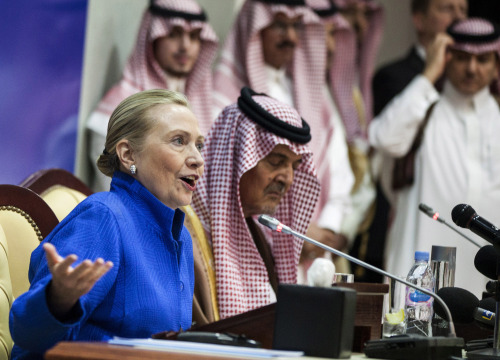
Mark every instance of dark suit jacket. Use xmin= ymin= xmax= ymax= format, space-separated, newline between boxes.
xmin=372 ymin=46 xmax=425 ymax=116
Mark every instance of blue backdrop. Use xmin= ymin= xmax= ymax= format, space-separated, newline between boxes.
xmin=0 ymin=0 xmax=87 ymax=184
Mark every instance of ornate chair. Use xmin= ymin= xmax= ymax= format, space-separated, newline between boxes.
xmin=0 ymin=184 xmax=59 ymax=357
xmin=20 ymin=168 xmax=93 ymax=221
xmin=0 ymin=224 xmax=13 ymax=359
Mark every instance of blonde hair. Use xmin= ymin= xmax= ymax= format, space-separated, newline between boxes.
xmin=97 ymin=89 xmax=189 ymax=177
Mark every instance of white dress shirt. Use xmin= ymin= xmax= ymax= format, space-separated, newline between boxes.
xmin=264 ymin=65 xmax=294 ymax=107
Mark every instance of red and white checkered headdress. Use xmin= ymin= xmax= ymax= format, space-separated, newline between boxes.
xmin=333 ymin=0 xmax=384 ymax=130
xmin=213 ymin=0 xmax=326 ymax=145
xmin=448 ymin=18 xmax=500 ymax=57
xmin=95 ymin=0 xmax=218 ymax=134
xmin=306 ymin=0 xmax=360 ymax=145
xmin=301 ymin=0 xmax=353 ymax=213
xmin=447 ymin=17 xmax=500 ymax=95
xmin=192 ymin=90 xmax=320 ymax=319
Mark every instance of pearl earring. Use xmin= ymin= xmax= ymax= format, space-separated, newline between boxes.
xmin=130 ymin=164 xmax=137 ymax=175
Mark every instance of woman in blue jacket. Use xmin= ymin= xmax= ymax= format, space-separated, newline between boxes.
xmin=9 ymin=88 xmax=205 ymax=359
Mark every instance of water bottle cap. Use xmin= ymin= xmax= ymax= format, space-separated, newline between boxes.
xmin=415 ymin=251 xmax=429 ymax=261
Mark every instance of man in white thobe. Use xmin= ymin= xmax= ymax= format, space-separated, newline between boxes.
xmin=369 ymin=17 xmax=500 ymax=298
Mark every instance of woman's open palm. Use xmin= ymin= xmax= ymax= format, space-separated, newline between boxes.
xmin=43 ymin=243 xmax=114 ymax=318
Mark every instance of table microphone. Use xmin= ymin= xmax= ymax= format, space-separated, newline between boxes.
xmin=258 ymin=215 xmax=464 ymax=358
xmin=418 ymin=203 xmax=481 ymax=248
xmin=258 ymin=214 xmax=461 ymax=336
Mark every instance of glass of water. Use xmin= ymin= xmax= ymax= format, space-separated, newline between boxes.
xmin=383 ymin=311 xmax=406 ymax=338
xmin=382 ymin=276 xmax=406 ymax=338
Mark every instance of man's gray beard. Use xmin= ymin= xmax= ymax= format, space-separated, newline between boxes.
xmin=261 ymin=205 xmax=278 ymax=216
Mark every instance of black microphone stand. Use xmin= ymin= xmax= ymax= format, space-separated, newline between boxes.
xmin=467 ymin=255 xmax=500 ymax=359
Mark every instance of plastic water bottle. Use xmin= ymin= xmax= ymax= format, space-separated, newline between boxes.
xmin=405 ymin=251 xmax=435 ymax=336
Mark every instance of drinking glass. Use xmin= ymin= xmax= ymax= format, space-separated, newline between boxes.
xmin=382 ymin=276 xmax=406 ymax=338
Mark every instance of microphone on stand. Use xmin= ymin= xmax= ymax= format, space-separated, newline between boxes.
xmin=451 ymin=204 xmax=500 ymax=247
xmin=450 ymin=204 xmax=500 ymax=359
xmin=258 ymin=214 xmax=464 ymax=359
xmin=418 ymin=203 xmax=481 ymax=248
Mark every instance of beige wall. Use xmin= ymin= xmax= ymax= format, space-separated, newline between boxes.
xmin=377 ymin=0 xmax=416 ymax=67
xmin=76 ymin=0 xmax=146 ymax=181
xmin=76 ymin=0 xmax=415 ymax=183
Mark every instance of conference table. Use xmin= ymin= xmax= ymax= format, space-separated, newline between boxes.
xmin=44 ymin=341 xmax=377 ymax=360
xmin=41 ymin=279 xmax=483 ymax=360
xmin=44 ymin=283 xmax=390 ymax=360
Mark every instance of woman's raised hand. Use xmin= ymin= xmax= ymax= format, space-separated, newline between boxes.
xmin=43 ymin=243 xmax=114 ymax=319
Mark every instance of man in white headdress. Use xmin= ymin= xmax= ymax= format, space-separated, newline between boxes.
xmin=370 ymin=17 xmax=500 ymax=298
xmin=87 ymin=0 xmax=218 ymax=191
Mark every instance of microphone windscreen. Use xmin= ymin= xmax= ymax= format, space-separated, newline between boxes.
xmin=486 ymin=280 xmax=497 ymax=293
xmin=451 ymin=204 xmax=475 ymax=227
xmin=434 ymin=287 xmax=479 ymax=323
xmin=474 ymin=245 xmax=499 ymax=280
xmin=479 ymin=296 xmax=496 ymax=312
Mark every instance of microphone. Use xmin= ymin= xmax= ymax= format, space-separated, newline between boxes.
xmin=258 ymin=214 xmax=459 ymax=337
xmin=480 ymin=296 xmax=496 ymax=312
xmin=433 ymin=287 xmax=479 ymax=324
xmin=452 ymin=204 xmax=500 ymax=247
xmin=419 ymin=203 xmax=481 ymax=248
xmin=487 ymin=281 xmax=497 ymax=294
xmin=473 ymin=307 xmax=494 ymax=328
xmin=474 ymin=299 xmax=495 ymax=329
xmin=474 ymin=245 xmax=499 ymax=280
xmin=468 ymin=294 xmax=500 ymax=358
xmin=419 ymin=203 xmax=445 ymax=223
xmin=258 ymin=214 xmax=292 ymax=234
xmin=433 ymin=287 xmax=496 ymax=330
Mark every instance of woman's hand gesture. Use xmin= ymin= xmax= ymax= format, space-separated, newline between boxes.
xmin=43 ymin=243 xmax=114 ymax=319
